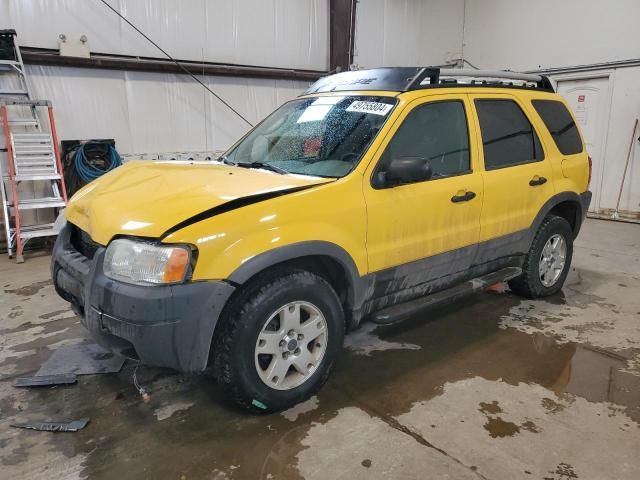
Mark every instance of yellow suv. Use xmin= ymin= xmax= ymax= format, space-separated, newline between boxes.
xmin=51 ymin=67 xmax=591 ymax=413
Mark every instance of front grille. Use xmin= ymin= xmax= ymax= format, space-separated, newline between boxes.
xmin=70 ymin=225 xmax=101 ymax=259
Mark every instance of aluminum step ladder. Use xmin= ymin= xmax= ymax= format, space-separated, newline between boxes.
xmin=0 ymin=29 xmax=67 ymax=263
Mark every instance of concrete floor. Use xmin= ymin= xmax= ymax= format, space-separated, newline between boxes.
xmin=1 ymin=218 xmax=639 ymax=480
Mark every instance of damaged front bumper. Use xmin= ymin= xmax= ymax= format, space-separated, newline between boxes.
xmin=51 ymin=222 xmax=235 ymax=372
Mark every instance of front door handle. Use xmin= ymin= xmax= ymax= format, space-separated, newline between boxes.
xmin=451 ymin=191 xmax=476 ymax=203
xmin=529 ymin=176 xmax=548 ymax=186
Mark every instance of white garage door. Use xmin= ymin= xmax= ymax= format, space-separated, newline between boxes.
xmin=556 ymin=73 xmax=640 ymax=222
xmin=556 ymin=76 xmax=611 ymax=215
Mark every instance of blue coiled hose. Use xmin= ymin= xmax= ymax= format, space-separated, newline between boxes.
xmin=73 ymin=141 xmax=122 ymax=183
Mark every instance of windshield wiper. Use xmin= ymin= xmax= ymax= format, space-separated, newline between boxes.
xmin=236 ymin=161 xmax=288 ymax=175
xmin=217 ymin=155 xmax=287 ymax=175
xmin=217 ymin=155 xmax=234 ymax=165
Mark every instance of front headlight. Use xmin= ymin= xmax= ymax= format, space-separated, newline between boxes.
xmin=104 ymin=239 xmax=192 ymax=285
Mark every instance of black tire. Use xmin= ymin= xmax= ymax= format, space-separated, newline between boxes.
xmin=211 ymin=269 xmax=344 ymax=414
xmin=509 ymin=215 xmax=574 ymax=299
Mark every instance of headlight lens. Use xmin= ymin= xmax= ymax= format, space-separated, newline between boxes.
xmin=104 ymin=239 xmax=192 ymax=285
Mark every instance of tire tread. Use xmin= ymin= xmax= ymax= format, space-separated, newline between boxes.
xmin=211 ymin=269 xmax=342 ymax=413
xmin=509 ymin=214 xmax=573 ymax=298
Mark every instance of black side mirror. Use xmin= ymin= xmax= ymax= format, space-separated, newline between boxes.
xmin=374 ymin=157 xmax=432 ymax=188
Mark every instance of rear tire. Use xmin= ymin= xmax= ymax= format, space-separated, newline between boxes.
xmin=509 ymin=215 xmax=573 ymax=298
xmin=211 ymin=270 xmax=344 ymax=414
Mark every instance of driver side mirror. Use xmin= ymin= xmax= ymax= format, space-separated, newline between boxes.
xmin=373 ymin=157 xmax=432 ymax=188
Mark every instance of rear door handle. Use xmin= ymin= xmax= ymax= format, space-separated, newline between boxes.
xmin=529 ymin=176 xmax=547 ymax=186
xmin=451 ymin=191 xmax=476 ymax=203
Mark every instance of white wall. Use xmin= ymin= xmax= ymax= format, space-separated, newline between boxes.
xmin=355 ymin=0 xmax=640 ymax=71
xmin=463 ymin=0 xmax=640 ymax=71
xmin=354 ymin=0 xmax=464 ymax=68
xmin=1 ymin=0 xmax=322 ymax=155
xmin=24 ymin=65 xmax=309 ymax=155
xmin=1 ymin=0 xmax=329 ymax=70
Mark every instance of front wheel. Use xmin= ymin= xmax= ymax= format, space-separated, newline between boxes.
xmin=509 ymin=215 xmax=574 ymax=298
xmin=211 ymin=270 xmax=344 ymax=414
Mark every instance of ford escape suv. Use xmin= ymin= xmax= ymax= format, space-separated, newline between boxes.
xmin=51 ymin=67 xmax=591 ymax=413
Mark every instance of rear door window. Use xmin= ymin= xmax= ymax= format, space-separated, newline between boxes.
xmin=475 ymin=99 xmax=544 ymax=170
xmin=532 ymin=100 xmax=583 ymax=155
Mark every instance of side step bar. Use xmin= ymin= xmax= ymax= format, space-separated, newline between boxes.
xmin=371 ymin=267 xmax=522 ymax=325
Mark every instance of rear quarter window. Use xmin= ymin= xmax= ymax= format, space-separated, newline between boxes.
xmin=532 ymin=100 xmax=584 ymax=155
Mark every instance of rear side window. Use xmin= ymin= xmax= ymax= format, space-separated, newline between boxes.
xmin=532 ymin=100 xmax=583 ymax=155
xmin=475 ymin=99 xmax=544 ymax=170
xmin=381 ymin=100 xmax=470 ymax=179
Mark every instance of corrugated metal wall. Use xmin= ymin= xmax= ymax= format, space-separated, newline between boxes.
xmin=1 ymin=0 xmax=329 ymax=70
xmin=25 ymin=65 xmax=309 ymax=155
xmin=0 ymin=0 xmax=329 ymax=153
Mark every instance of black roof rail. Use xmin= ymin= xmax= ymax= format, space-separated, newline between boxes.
xmin=303 ymin=67 xmax=554 ymax=95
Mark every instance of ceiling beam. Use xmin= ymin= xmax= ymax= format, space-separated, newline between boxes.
xmin=329 ymin=0 xmax=357 ymax=72
xmin=20 ymin=47 xmax=327 ymax=82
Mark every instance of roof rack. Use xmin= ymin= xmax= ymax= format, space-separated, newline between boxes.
xmin=303 ymin=67 xmax=554 ymax=95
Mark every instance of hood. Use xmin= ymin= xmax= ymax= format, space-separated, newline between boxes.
xmin=65 ymin=161 xmax=330 ymax=245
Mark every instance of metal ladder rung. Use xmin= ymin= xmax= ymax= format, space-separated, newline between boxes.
xmin=14 ymin=139 xmax=54 ymax=144
xmin=10 ymin=197 xmax=65 ymax=210
xmin=14 ymin=160 xmax=56 ymax=167
xmin=15 ymin=153 xmax=55 ymax=159
xmin=15 ymin=154 xmax=55 ymax=161
xmin=15 ymin=161 xmax=57 ymax=168
xmin=16 ymin=168 xmax=59 ymax=175
xmin=15 ymin=149 xmax=54 ymax=156
xmin=8 ymin=119 xmax=39 ymax=126
xmin=14 ymin=174 xmax=61 ymax=181
xmin=18 ymin=223 xmax=59 ymax=240
xmin=0 ymin=89 xmax=29 ymax=95
xmin=12 ymin=133 xmax=52 ymax=141
xmin=13 ymin=140 xmax=53 ymax=148
xmin=2 ymin=99 xmax=49 ymax=107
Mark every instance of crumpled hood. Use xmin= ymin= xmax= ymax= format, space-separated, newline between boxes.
xmin=65 ymin=161 xmax=329 ymax=245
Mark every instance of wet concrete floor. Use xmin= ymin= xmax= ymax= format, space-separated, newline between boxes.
xmin=1 ymin=218 xmax=639 ymax=479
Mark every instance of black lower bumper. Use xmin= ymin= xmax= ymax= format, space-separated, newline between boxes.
xmin=51 ymin=223 xmax=235 ymax=372
xmin=579 ymin=190 xmax=592 ymax=219
xmin=573 ymin=190 xmax=592 ymax=237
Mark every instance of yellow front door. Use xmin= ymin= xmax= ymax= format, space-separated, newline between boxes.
xmin=363 ymin=94 xmax=483 ymax=275
xmin=469 ymin=93 xmax=555 ymax=242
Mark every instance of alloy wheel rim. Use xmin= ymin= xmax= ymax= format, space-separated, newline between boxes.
xmin=254 ymin=301 xmax=328 ymax=391
xmin=539 ymin=234 xmax=567 ymax=287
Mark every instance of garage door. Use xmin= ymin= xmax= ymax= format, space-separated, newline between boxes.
xmin=556 ymin=76 xmax=611 ymax=216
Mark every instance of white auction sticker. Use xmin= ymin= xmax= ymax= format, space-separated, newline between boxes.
xmin=346 ymin=101 xmax=393 ymax=116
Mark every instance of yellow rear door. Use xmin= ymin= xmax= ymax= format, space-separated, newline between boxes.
xmin=363 ymin=93 xmax=483 ymax=274
xmin=469 ymin=93 xmax=555 ymax=242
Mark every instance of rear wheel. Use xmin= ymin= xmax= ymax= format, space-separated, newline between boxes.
xmin=212 ymin=270 xmax=344 ymax=414
xmin=509 ymin=215 xmax=574 ymax=298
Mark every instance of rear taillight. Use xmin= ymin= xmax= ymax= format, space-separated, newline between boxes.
xmin=587 ymin=155 xmax=592 ymax=186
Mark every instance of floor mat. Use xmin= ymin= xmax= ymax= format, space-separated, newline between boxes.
xmin=15 ymin=374 xmax=78 ymax=387
xmin=36 ymin=343 xmax=125 ymax=376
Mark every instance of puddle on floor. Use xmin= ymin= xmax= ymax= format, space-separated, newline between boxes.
xmin=1 ymin=277 xmax=639 ymax=479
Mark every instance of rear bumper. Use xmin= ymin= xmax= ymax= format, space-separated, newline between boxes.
xmin=51 ymin=223 xmax=235 ymax=372
xmin=579 ymin=191 xmax=592 ymax=219
xmin=576 ymin=190 xmax=592 ymax=236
